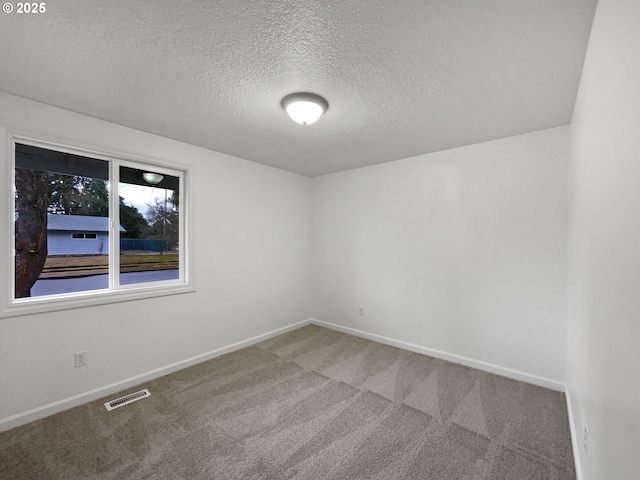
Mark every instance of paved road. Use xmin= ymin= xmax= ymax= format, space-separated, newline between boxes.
xmin=31 ymin=269 xmax=179 ymax=297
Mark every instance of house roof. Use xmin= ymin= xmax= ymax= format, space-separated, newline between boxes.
xmin=47 ymin=214 xmax=126 ymax=233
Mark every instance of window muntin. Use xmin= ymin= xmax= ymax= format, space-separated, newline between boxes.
xmin=11 ymin=140 xmax=187 ymax=305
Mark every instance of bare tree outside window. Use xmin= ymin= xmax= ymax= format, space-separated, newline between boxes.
xmin=14 ymin=169 xmax=50 ymax=298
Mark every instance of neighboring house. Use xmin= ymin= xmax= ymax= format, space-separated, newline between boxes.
xmin=47 ymin=214 xmax=125 ymax=255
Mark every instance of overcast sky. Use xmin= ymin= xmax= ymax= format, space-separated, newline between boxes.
xmin=118 ymin=183 xmax=170 ymax=217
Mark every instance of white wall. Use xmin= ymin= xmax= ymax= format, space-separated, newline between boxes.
xmin=312 ymin=127 xmax=569 ymax=384
xmin=568 ymin=0 xmax=640 ymax=478
xmin=0 ymin=93 xmax=312 ymax=427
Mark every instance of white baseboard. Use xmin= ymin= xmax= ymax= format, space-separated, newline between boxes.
xmin=565 ymin=388 xmax=584 ymax=480
xmin=0 ymin=319 xmax=312 ymax=433
xmin=1 ymin=318 xmax=569 ymax=435
xmin=310 ymin=319 xmax=565 ymax=392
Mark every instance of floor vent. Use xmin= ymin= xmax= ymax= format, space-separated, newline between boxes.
xmin=104 ymin=389 xmax=151 ymax=411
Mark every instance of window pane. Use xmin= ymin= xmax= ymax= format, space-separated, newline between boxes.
xmin=119 ymin=166 xmax=180 ymax=285
xmin=14 ymin=143 xmax=110 ymax=298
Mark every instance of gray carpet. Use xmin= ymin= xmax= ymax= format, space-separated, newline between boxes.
xmin=0 ymin=325 xmax=575 ymax=479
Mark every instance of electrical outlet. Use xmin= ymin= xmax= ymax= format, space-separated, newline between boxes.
xmin=359 ymin=305 xmax=364 ymax=315
xmin=583 ymin=425 xmax=589 ymax=454
xmin=75 ymin=351 xmax=88 ymax=368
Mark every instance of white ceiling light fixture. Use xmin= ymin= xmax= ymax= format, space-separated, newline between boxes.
xmin=281 ymin=92 xmax=329 ymax=125
xmin=142 ymin=172 xmax=164 ymax=184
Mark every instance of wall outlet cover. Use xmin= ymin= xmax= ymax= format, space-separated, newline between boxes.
xmin=75 ymin=351 xmax=88 ymax=368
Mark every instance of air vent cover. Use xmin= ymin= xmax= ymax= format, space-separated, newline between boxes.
xmin=104 ymin=389 xmax=150 ymax=411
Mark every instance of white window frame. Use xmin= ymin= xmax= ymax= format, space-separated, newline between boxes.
xmin=1 ymin=131 xmax=194 ymax=318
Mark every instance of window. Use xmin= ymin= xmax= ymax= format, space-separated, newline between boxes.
xmin=72 ymin=233 xmax=98 ymax=239
xmin=4 ymin=136 xmax=191 ymax=316
xmin=119 ymin=165 xmax=180 ymax=285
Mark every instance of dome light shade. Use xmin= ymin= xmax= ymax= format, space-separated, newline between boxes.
xmin=142 ymin=172 xmax=164 ymax=184
xmin=281 ymin=92 xmax=328 ymax=125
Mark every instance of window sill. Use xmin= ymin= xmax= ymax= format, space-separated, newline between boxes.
xmin=0 ymin=283 xmax=196 ymax=318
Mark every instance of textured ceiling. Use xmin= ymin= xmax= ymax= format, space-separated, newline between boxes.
xmin=0 ymin=0 xmax=597 ymax=176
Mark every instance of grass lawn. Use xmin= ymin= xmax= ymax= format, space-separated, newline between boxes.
xmin=44 ymin=253 xmax=178 ymax=273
